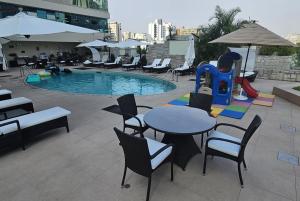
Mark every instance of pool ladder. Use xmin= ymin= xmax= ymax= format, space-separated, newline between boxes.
xmin=20 ymin=65 xmax=34 ymax=77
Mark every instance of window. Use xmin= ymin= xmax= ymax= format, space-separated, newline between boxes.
xmin=72 ymin=0 xmax=108 ymax=10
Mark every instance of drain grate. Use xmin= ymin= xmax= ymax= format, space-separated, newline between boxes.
xmin=277 ymin=152 xmax=299 ymax=166
xmin=280 ymin=123 xmax=297 ymax=134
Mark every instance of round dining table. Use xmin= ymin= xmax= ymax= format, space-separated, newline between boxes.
xmin=144 ymin=105 xmax=217 ymax=170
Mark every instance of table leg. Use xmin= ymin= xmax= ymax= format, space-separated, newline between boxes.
xmin=162 ymin=134 xmax=201 ymax=170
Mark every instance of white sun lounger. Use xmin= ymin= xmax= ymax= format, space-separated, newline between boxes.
xmin=142 ymin=59 xmax=161 ymax=71
xmin=153 ymin=58 xmax=171 ymax=73
xmin=104 ymin=56 xmax=122 ymax=68
xmin=122 ymin=56 xmax=140 ymax=70
xmin=0 ymin=89 xmax=12 ymax=100
xmin=0 ymin=107 xmax=71 ymax=149
xmin=0 ymin=97 xmax=34 ymax=114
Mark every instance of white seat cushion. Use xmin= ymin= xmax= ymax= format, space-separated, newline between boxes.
xmin=83 ymin=60 xmax=92 ymax=65
xmin=0 ymin=97 xmax=32 ymax=110
xmin=207 ymin=130 xmax=242 ymax=157
xmin=0 ymin=89 xmax=12 ymax=96
xmin=146 ymin=137 xmax=172 ymax=169
xmin=143 ymin=65 xmax=155 ymax=68
xmin=123 ymin=64 xmax=136 ymax=67
xmin=125 ymin=114 xmax=145 ymax=127
xmin=0 ymin=107 xmax=71 ymax=135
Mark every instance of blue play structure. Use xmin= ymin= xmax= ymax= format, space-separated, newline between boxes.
xmin=195 ymin=64 xmax=234 ymax=105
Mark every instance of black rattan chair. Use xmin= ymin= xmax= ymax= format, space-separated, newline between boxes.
xmin=114 ymin=127 xmax=175 ymax=201
xmin=189 ymin=93 xmax=213 ymax=148
xmin=117 ymin=94 xmax=154 ymax=137
xmin=203 ymin=115 xmax=262 ymax=187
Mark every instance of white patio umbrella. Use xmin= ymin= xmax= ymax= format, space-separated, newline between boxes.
xmin=0 ymin=12 xmax=98 ymax=38
xmin=185 ymin=36 xmax=195 ymax=66
xmin=77 ymin=40 xmax=110 ymax=47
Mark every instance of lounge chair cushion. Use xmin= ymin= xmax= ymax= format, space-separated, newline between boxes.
xmin=0 ymin=97 xmax=32 ymax=110
xmin=146 ymin=137 xmax=172 ymax=169
xmin=125 ymin=114 xmax=145 ymax=127
xmin=0 ymin=89 xmax=12 ymax=96
xmin=83 ymin=60 xmax=92 ymax=65
xmin=144 ymin=59 xmax=161 ymax=68
xmin=207 ymin=130 xmax=241 ymax=157
xmin=0 ymin=107 xmax=71 ymax=135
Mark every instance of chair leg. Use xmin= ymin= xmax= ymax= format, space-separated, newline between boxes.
xmin=238 ymin=163 xmax=244 ymax=187
xmin=242 ymin=159 xmax=247 ymax=170
xmin=171 ymin=161 xmax=174 ymax=181
xmin=146 ymin=176 xmax=152 ymax=201
xmin=203 ymin=153 xmax=207 ymax=175
xmin=121 ymin=165 xmax=127 ymax=186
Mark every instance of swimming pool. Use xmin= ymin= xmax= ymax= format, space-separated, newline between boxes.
xmin=27 ymin=71 xmax=176 ymax=96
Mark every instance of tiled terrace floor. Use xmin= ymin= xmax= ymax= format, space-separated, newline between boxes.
xmin=0 ymin=67 xmax=299 ymax=201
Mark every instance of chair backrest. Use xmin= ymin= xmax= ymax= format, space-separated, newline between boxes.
xmin=114 ymin=127 xmax=152 ymax=176
xmin=114 ymin=56 xmax=122 ymax=64
xmin=181 ymin=61 xmax=190 ymax=69
xmin=239 ymin=115 xmax=262 ymax=157
xmin=152 ymin=59 xmax=161 ymax=66
xmin=117 ymin=94 xmax=138 ymax=121
xmin=132 ymin=56 xmax=140 ymax=65
xmin=189 ymin=93 xmax=213 ymax=114
xmin=161 ymin=58 xmax=171 ymax=67
xmin=102 ymin=55 xmax=109 ymax=63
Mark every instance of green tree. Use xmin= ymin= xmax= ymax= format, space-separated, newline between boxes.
xmin=195 ymin=6 xmax=248 ymax=65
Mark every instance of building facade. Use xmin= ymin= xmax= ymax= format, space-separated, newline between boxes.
xmin=0 ymin=0 xmax=109 ymax=33
xmin=108 ymin=21 xmax=122 ymax=42
xmin=176 ymin=27 xmax=199 ymax=36
xmin=0 ymin=0 xmax=110 ymax=66
xmin=122 ymin=32 xmax=149 ymax=41
xmin=286 ymin=34 xmax=300 ymax=45
xmin=148 ymin=19 xmax=173 ymax=43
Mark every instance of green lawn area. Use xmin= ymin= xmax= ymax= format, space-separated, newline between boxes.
xmin=293 ymin=86 xmax=300 ymax=91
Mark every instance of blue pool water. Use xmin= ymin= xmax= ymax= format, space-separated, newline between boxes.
xmin=28 ymin=71 xmax=176 ymax=96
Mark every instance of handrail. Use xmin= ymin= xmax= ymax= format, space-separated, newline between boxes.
xmin=20 ymin=65 xmax=34 ymax=77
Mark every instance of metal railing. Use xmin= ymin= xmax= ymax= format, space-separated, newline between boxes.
xmin=20 ymin=65 xmax=34 ymax=77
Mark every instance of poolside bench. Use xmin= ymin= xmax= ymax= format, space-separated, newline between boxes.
xmin=0 ymin=89 xmax=12 ymax=101
xmin=0 ymin=107 xmax=71 ymax=150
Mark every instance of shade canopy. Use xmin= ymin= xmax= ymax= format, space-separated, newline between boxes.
xmin=0 ymin=12 xmax=98 ymax=38
xmin=185 ymin=36 xmax=195 ymax=66
xmin=116 ymin=39 xmax=149 ymax=48
xmin=209 ymin=23 xmax=295 ymax=47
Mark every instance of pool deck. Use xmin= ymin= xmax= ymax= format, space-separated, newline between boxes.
xmin=0 ymin=67 xmax=300 ymax=201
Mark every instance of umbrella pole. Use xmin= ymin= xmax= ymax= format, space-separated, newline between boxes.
xmin=242 ymin=44 xmax=251 ymax=85
xmin=234 ymin=44 xmax=251 ymax=101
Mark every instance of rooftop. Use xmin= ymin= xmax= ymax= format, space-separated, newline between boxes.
xmin=0 ymin=68 xmax=299 ymax=201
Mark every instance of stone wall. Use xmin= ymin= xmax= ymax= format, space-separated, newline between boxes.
xmin=146 ymin=41 xmax=185 ymax=68
xmin=255 ymin=55 xmax=293 ymax=72
xmin=255 ymin=55 xmax=300 ymax=82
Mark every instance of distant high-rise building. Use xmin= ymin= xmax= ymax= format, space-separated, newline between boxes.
xmin=286 ymin=34 xmax=300 ymax=45
xmin=123 ymin=32 xmax=149 ymax=41
xmin=148 ymin=19 xmax=173 ymax=43
xmin=109 ymin=21 xmax=122 ymax=41
xmin=176 ymin=27 xmax=199 ymax=36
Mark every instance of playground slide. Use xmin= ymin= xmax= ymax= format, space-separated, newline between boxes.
xmin=235 ymin=77 xmax=258 ymax=98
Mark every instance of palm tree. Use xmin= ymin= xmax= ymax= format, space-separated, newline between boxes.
xmin=195 ymin=6 xmax=249 ymax=64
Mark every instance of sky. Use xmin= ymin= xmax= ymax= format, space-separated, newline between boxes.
xmin=108 ymin=0 xmax=300 ymax=37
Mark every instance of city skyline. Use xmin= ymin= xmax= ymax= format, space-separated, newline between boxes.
xmin=109 ymin=0 xmax=300 ymax=37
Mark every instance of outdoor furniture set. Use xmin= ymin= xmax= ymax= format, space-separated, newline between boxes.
xmin=115 ymin=93 xmax=262 ymax=201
